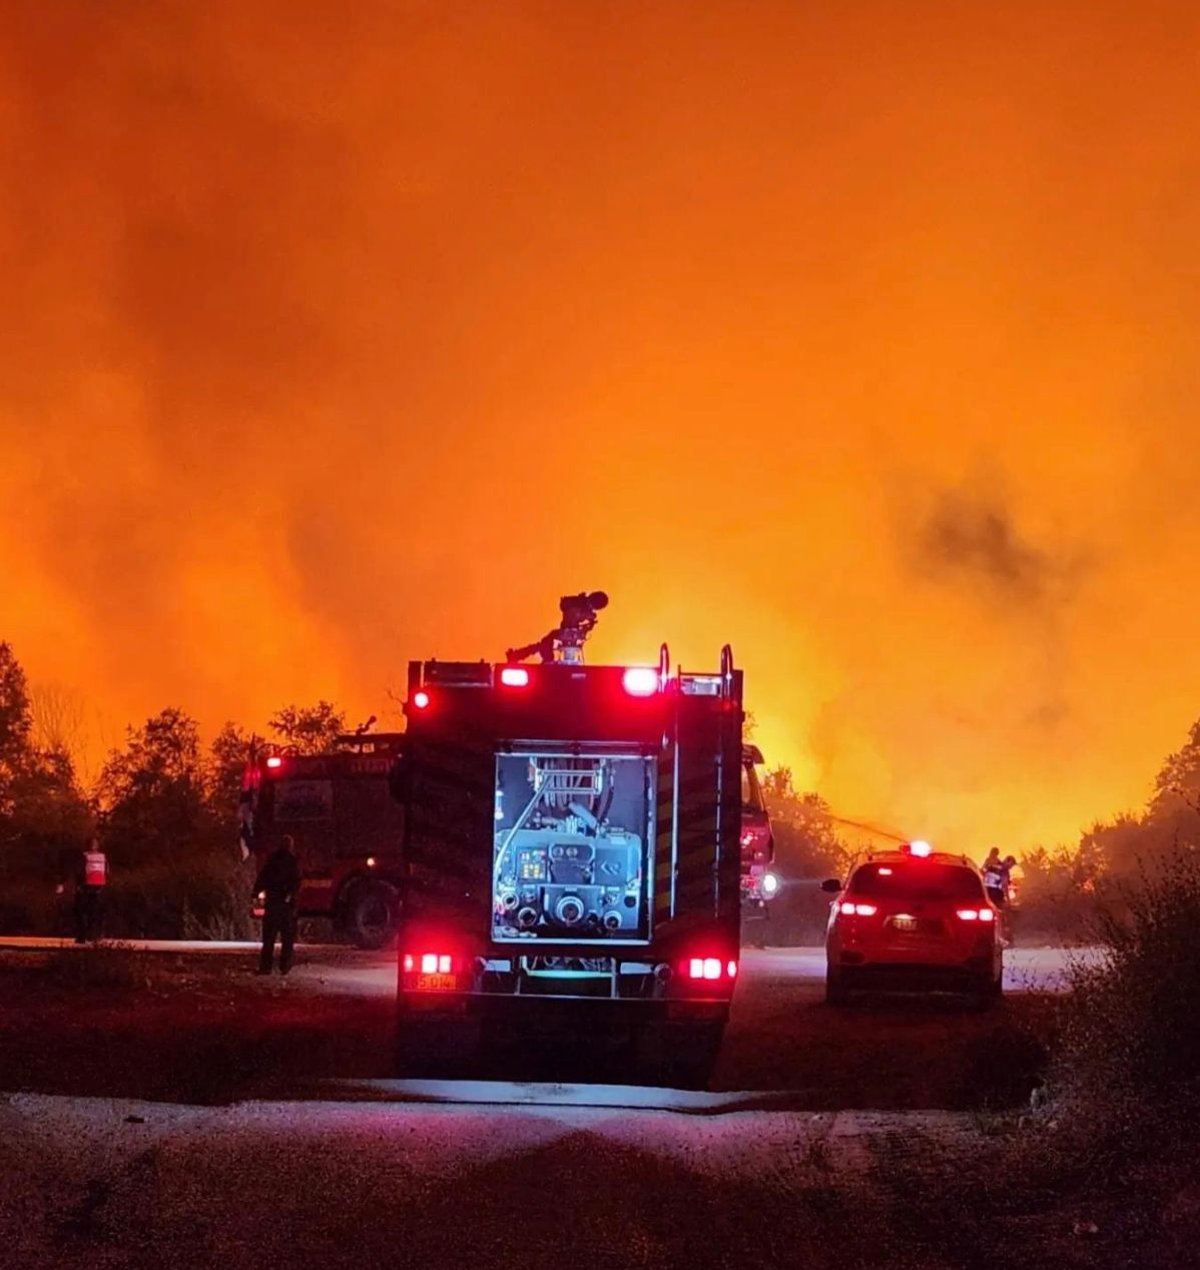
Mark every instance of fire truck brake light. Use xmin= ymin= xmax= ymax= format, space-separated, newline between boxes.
xmin=499 ymin=666 xmax=530 ymax=687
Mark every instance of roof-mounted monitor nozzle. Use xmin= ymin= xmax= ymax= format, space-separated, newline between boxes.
xmin=506 ymin=591 xmax=609 ymax=665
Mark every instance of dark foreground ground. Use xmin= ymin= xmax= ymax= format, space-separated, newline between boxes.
xmin=1 ymin=943 xmax=1194 ymax=1268
xmin=0 ymin=943 xmax=1065 ymax=1105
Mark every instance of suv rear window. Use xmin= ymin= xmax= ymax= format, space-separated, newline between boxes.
xmin=847 ymin=862 xmax=984 ymax=902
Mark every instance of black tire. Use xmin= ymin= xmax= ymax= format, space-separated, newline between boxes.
xmin=825 ymin=964 xmax=850 ymax=1007
xmin=969 ymin=971 xmax=1003 ymax=1012
xmin=342 ymin=881 xmax=399 ymax=950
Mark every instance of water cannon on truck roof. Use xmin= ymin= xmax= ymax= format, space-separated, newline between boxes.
xmin=504 ymin=590 xmax=610 ymax=665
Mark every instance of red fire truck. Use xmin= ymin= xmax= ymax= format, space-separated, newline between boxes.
xmin=390 ymin=593 xmax=745 ymax=1086
xmin=740 ymin=742 xmax=777 ymax=940
xmin=240 ymin=732 xmax=406 ymax=948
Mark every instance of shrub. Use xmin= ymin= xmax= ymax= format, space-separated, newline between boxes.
xmin=1052 ymin=849 xmax=1200 ymax=1129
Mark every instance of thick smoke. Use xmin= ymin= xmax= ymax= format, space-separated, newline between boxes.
xmin=914 ymin=491 xmax=1083 ymax=610
xmin=4 ymin=3 xmax=1200 ymax=855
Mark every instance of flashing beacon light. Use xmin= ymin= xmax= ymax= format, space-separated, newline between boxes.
xmin=622 ymin=666 xmax=659 ymax=697
xmin=265 ymin=756 xmax=283 ymax=769
xmin=908 ymin=839 xmax=933 ymax=858
xmin=412 ymin=690 xmax=431 ymax=710
xmin=762 ymin=871 xmax=780 ymax=898
xmin=499 ymin=666 xmax=530 ymax=687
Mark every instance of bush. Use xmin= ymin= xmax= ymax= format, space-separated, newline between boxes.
xmin=1052 ymin=849 xmax=1200 ymax=1128
xmin=101 ymin=853 xmax=256 ymax=941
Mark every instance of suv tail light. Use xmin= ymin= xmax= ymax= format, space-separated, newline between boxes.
xmin=836 ymin=902 xmax=878 ymax=917
xmin=955 ymin=908 xmax=995 ymax=923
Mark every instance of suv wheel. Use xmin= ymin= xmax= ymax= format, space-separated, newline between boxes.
xmin=825 ymin=964 xmax=850 ymax=1007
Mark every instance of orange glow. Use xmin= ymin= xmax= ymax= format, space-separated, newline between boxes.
xmin=3 ymin=5 xmax=1200 ymax=855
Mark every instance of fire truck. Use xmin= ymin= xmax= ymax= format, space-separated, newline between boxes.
xmin=240 ymin=732 xmax=406 ymax=948
xmin=740 ymin=742 xmax=778 ymax=941
xmin=390 ymin=592 xmax=744 ymax=1085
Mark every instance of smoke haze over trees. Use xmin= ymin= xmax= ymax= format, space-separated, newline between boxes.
xmin=5 ymin=619 xmax=1200 ymax=939
xmin=7 ymin=5 xmax=1200 ymax=857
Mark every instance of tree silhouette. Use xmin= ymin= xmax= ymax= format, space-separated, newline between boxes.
xmin=268 ymin=701 xmax=346 ymax=755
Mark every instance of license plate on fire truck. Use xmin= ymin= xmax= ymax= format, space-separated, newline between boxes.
xmin=416 ymin=973 xmax=456 ymax=991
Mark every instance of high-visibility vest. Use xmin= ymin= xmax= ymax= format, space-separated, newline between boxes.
xmin=84 ymin=851 xmax=108 ymax=888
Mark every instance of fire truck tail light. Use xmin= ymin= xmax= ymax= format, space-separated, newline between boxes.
xmin=403 ymin=954 xmax=413 ymax=972
xmin=837 ymin=902 xmax=878 ymax=917
xmin=956 ymin=908 xmax=995 ymax=923
xmin=412 ymin=690 xmax=431 ymax=710
xmin=622 ymin=667 xmax=659 ymax=696
xmin=417 ymin=952 xmax=453 ymax=974
xmin=265 ymin=756 xmax=283 ymax=769
xmin=499 ymin=666 xmax=530 ymax=687
xmin=685 ymin=956 xmax=733 ymax=981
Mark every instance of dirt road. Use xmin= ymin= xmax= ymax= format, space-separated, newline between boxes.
xmin=0 ymin=943 xmax=1063 ymax=1107
xmin=2 ymin=943 xmax=1181 ymax=1270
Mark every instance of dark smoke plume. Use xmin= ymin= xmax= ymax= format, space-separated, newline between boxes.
xmin=913 ymin=490 xmax=1084 ymax=609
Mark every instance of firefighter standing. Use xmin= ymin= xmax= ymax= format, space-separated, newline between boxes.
xmin=73 ymin=837 xmax=108 ymax=944
xmin=254 ymin=834 xmax=301 ymax=975
xmin=980 ymin=847 xmax=1006 ymax=908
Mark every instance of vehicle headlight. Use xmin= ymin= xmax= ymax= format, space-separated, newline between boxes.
xmin=762 ymin=872 xmax=780 ymax=898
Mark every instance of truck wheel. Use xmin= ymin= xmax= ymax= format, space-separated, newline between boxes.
xmin=825 ymin=965 xmax=850 ymax=1007
xmin=342 ymin=881 xmax=398 ymax=950
xmin=742 ymin=922 xmax=767 ymax=950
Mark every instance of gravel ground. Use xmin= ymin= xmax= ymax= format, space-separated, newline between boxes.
xmin=0 ymin=944 xmax=1193 ymax=1268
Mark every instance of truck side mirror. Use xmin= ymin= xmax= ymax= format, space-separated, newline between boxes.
xmin=820 ymin=878 xmax=842 ymax=894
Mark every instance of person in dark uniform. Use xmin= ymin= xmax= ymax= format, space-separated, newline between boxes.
xmin=254 ymin=834 xmax=301 ymax=975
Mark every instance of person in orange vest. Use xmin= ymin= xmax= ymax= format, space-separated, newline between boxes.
xmin=74 ymin=836 xmax=108 ymax=944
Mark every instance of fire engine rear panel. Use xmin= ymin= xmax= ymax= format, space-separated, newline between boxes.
xmin=492 ymin=750 xmax=654 ymax=943
xmin=400 ymin=662 xmax=744 ymax=964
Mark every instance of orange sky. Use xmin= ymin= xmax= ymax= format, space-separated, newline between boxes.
xmin=3 ymin=2 xmax=1200 ymax=853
